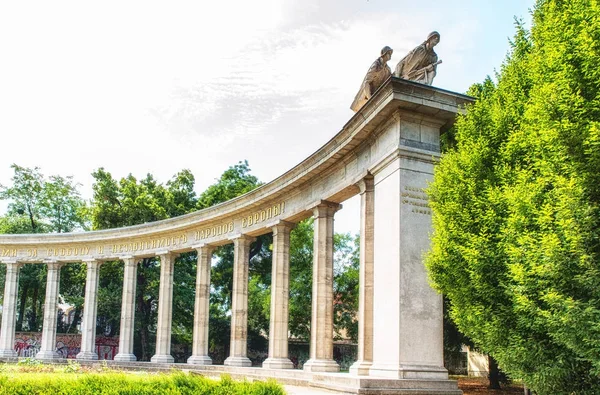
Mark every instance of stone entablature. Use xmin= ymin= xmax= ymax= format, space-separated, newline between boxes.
xmin=0 ymin=78 xmax=471 ymax=263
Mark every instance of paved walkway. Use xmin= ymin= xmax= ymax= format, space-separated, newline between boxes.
xmin=283 ymin=385 xmax=352 ymax=395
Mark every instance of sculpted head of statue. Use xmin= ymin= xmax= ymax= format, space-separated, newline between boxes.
xmin=380 ymin=46 xmax=393 ymax=62
xmin=426 ymin=31 xmax=440 ymax=49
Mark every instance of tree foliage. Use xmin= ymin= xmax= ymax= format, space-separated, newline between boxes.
xmin=0 ymin=164 xmax=87 ymax=233
xmin=90 ymin=168 xmax=198 ymax=360
xmin=0 ymin=165 xmax=88 ymax=333
xmin=427 ymin=1 xmax=600 ymax=393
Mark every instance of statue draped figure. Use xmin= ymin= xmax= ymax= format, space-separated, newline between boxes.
xmin=350 ymin=46 xmax=393 ymax=112
xmin=395 ymin=31 xmax=441 ymax=85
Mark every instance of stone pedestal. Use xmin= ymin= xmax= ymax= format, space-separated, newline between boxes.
xmin=114 ymin=257 xmax=138 ymax=362
xmin=36 ymin=261 xmax=64 ymax=360
xmin=262 ymin=221 xmax=294 ymax=370
xmin=151 ymin=252 xmax=177 ymax=364
xmin=0 ymin=261 xmax=22 ymax=357
xmin=188 ymin=245 xmax=213 ymax=365
xmin=77 ymin=260 xmax=102 ymax=360
xmin=224 ymin=235 xmax=254 ymax=367
xmin=349 ymin=176 xmax=375 ymax=376
xmin=304 ymin=201 xmax=341 ymax=373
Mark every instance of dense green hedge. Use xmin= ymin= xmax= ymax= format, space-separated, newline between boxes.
xmin=0 ymin=372 xmax=285 ymax=395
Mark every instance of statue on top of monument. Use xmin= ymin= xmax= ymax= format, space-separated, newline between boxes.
xmin=395 ymin=31 xmax=442 ymax=86
xmin=350 ymin=46 xmax=393 ymax=112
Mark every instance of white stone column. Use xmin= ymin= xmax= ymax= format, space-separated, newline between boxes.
xmin=77 ymin=259 xmax=102 ymax=360
xmin=151 ymin=251 xmax=176 ymax=363
xmin=369 ymin=149 xmax=447 ymax=379
xmin=36 ymin=261 xmax=64 ymax=360
xmin=304 ymin=201 xmax=341 ymax=372
xmin=350 ymin=176 xmax=375 ymax=375
xmin=114 ymin=256 xmax=138 ymax=362
xmin=224 ymin=235 xmax=255 ymax=367
xmin=188 ymin=245 xmax=213 ymax=365
xmin=262 ymin=221 xmax=294 ymax=369
xmin=0 ymin=261 xmax=22 ymax=357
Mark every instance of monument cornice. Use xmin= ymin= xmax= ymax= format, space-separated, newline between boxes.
xmin=0 ymin=78 xmax=473 ymax=262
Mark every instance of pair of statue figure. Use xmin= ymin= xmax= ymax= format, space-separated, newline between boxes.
xmin=350 ymin=31 xmax=442 ymax=112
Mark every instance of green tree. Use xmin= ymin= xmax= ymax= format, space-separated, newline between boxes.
xmin=1 ymin=165 xmax=46 ymax=232
xmin=0 ymin=165 xmax=88 ymax=333
xmin=427 ymin=1 xmax=600 ymax=393
xmin=90 ymin=168 xmax=198 ymax=360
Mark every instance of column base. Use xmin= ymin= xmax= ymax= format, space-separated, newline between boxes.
xmin=303 ymin=358 xmax=340 ymax=372
xmin=113 ymin=353 xmax=137 ymax=362
xmin=0 ymin=349 xmax=17 ymax=358
xmin=224 ymin=356 xmax=252 ymax=367
xmin=349 ymin=360 xmax=372 ymax=376
xmin=35 ymin=350 xmax=63 ymax=360
xmin=369 ymin=362 xmax=449 ymax=379
xmin=187 ymin=355 xmax=212 ymax=365
xmin=76 ymin=351 xmax=99 ymax=360
xmin=262 ymin=357 xmax=294 ymax=369
xmin=151 ymin=354 xmax=174 ymax=363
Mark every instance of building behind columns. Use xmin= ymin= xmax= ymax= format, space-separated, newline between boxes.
xmin=0 ymin=78 xmax=473 ymax=394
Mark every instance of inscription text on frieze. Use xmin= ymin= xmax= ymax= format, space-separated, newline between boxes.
xmin=1 ymin=201 xmax=287 ymax=259
xmin=241 ymin=202 xmax=285 ymax=228
xmin=111 ymin=234 xmax=188 ymax=254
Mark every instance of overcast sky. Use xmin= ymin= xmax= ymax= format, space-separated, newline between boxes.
xmin=0 ymin=0 xmax=534 ymax=233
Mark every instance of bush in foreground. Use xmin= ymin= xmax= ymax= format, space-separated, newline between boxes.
xmin=0 ymin=371 xmax=285 ymax=395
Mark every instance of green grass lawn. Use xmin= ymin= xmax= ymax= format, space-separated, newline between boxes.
xmin=0 ymin=360 xmax=285 ymax=395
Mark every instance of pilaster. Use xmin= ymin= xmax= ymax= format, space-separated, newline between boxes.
xmin=303 ymin=201 xmax=341 ymax=373
xmin=224 ymin=235 xmax=255 ymax=367
xmin=350 ymin=175 xmax=375 ymax=376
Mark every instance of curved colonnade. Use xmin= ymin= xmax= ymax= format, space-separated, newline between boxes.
xmin=0 ymin=78 xmax=472 ymax=391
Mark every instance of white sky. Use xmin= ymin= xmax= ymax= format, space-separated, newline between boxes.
xmin=0 ymin=0 xmax=534 ymax=234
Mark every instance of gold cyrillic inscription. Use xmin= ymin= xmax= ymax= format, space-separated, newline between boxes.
xmin=241 ymin=202 xmax=285 ymax=228
xmin=47 ymin=247 xmax=90 ymax=257
xmin=1 ymin=249 xmax=17 ymax=258
xmin=194 ymin=222 xmax=234 ymax=241
xmin=110 ymin=234 xmax=188 ymax=254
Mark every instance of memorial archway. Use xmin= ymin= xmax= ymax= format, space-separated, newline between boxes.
xmin=0 ymin=78 xmax=472 ymax=393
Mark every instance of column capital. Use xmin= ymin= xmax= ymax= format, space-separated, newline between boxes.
xmin=121 ymin=256 xmax=138 ymax=266
xmin=228 ymin=234 xmax=256 ymax=244
xmin=2 ymin=260 xmax=23 ymax=269
xmin=356 ymin=175 xmax=375 ymax=194
xmin=44 ymin=260 xmax=64 ymax=270
xmin=312 ymin=200 xmax=342 ymax=218
xmin=192 ymin=244 xmax=215 ymax=254
xmin=82 ymin=259 xmax=103 ymax=267
xmin=156 ymin=250 xmax=179 ymax=259
xmin=271 ymin=220 xmax=295 ymax=233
